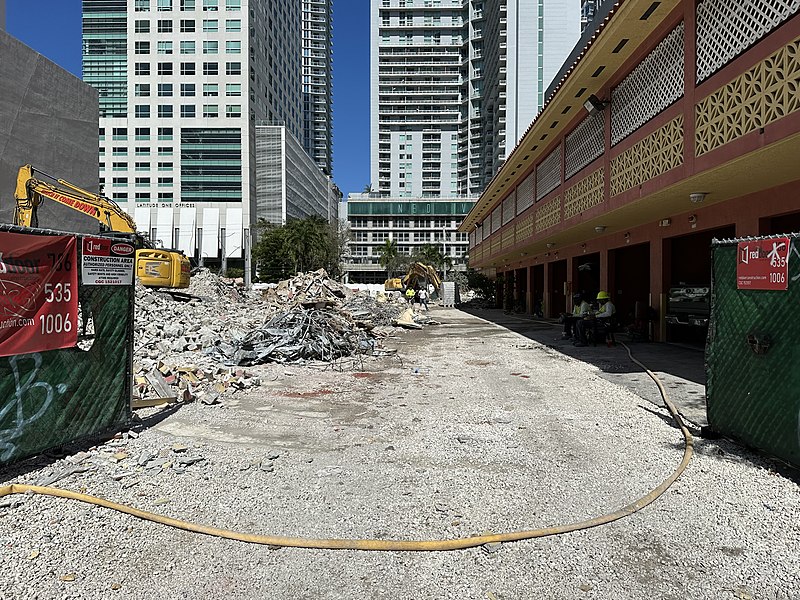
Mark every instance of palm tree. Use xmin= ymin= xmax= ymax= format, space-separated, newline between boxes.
xmin=378 ymin=238 xmax=399 ymax=278
xmin=285 ymin=216 xmax=328 ymax=273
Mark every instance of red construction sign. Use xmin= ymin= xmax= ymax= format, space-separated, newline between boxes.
xmin=737 ymin=237 xmax=791 ymax=290
xmin=0 ymin=232 xmax=79 ymax=357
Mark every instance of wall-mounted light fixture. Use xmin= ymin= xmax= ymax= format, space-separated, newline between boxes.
xmin=580 ymin=243 xmax=587 ymax=250
xmin=583 ymin=94 xmax=608 ymax=115
xmin=594 ymin=225 xmax=607 ymax=233
xmin=690 ymin=192 xmax=708 ymax=203
xmin=624 ymin=232 xmax=631 ymax=243
xmin=546 ymin=242 xmax=555 ymax=248
xmin=688 ymin=214 xmax=698 ymax=229
xmin=659 ymin=218 xmax=672 ymax=227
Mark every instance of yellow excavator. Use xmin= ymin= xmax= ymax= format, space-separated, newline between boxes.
xmin=384 ymin=262 xmax=442 ymax=293
xmin=13 ymin=164 xmax=190 ymax=289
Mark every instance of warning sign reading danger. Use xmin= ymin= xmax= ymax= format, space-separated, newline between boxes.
xmin=81 ymin=237 xmax=135 ymax=286
xmin=736 ymin=237 xmax=791 ymax=291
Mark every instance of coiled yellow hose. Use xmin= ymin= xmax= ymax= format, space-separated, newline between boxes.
xmin=0 ymin=341 xmax=693 ymax=551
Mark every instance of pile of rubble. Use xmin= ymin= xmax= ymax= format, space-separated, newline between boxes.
xmin=132 ymin=268 xmax=432 ymax=406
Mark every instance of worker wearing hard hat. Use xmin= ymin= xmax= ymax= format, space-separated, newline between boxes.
xmin=561 ymin=292 xmax=591 ymax=339
xmin=574 ymin=291 xmax=617 ymax=347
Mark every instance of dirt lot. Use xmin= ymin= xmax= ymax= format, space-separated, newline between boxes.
xmin=1 ymin=308 xmax=798 ymax=599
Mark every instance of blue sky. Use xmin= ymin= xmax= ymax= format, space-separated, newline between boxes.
xmin=6 ymin=0 xmax=370 ymax=197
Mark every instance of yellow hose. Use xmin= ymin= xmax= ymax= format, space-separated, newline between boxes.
xmin=0 ymin=341 xmax=693 ymax=551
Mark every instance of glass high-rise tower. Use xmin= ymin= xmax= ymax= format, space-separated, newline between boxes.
xmin=302 ymin=0 xmax=333 ymax=176
xmin=82 ymin=0 xmax=317 ymax=269
xmin=370 ymin=0 xmax=580 ymax=198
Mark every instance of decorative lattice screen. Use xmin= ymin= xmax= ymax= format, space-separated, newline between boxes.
xmin=536 ymin=144 xmax=562 ymax=201
xmin=565 ymin=111 xmax=605 ymax=180
xmin=696 ymin=0 xmax=800 ymax=83
xmin=611 ymin=23 xmax=685 ymax=146
xmin=516 ymin=172 xmax=535 ymax=215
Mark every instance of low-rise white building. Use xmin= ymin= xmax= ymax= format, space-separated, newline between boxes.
xmin=344 ymin=193 xmax=475 ymax=284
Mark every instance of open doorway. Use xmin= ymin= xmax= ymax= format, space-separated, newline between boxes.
xmin=572 ymin=252 xmax=600 ymax=305
xmin=549 ymin=259 xmax=567 ymax=317
xmin=609 ymin=243 xmax=650 ymax=332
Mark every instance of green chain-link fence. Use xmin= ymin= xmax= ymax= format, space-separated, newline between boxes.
xmin=0 ymin=225 xmax=133 ymax=466
xmin=707 ymin=234 xmax=800 ymax=468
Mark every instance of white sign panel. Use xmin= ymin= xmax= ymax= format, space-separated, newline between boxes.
xmin=81 ymin=237 xmax=135 ymax=286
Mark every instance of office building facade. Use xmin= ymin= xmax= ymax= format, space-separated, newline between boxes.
xmin=255 ymin=124 xmax=340 ymax=226
xmin=370 ymin=0 xmax=579 ymax=198
xmin=82 ymin=0 xmax=306 ymax=267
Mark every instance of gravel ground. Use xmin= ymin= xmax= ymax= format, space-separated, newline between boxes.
xmin=1 ymin=308 xmax=798 ymax=599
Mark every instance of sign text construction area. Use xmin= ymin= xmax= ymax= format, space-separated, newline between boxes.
xmin=81 ymin=236 xmax=135 ymax=286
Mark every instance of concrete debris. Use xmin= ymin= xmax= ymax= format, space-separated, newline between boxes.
xmin=132 ymin=267 xmax=431 ymax=400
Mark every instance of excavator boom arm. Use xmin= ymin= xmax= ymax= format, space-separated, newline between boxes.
xmin=14 ymin=164 xmax=138 ymax=233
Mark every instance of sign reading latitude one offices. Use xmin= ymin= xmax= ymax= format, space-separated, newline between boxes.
xmin=736 ymin=237 xmax=791 ymax=291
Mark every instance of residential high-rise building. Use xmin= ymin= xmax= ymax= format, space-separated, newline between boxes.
xmin=370 ymin=0 xmax=579 ymax=198
xmin=302 ymin=0 xmax=333 ymax=176
xmin=82 ymin=0 xmax=305 ymax=270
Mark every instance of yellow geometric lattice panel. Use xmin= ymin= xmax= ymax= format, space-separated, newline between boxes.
xmin=535 ymin=196 xmax=562 ymax=233
xmin=610 ymin=116 xmax=684 ymax=197
xmin=564 ymin=168 xmax=605 ymax=220
xmin=696 ymin=38 xmax=800 ymax=157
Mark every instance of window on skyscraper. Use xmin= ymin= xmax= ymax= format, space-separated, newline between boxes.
xmin=135 ymin=62 xmax=150 ymax=76
xmin=225 ymin=41 xmax=241 ymax=54
xmin=202 ymin=19 xmax=218 ymax=31
xmin=158 ymin=83 xmax=174 ymax=97
xmin=135 ymin=0 xmax=150 ymax=12
xmin=225 ymin=62 xmax=241 ymax=75
xmin=203 ymin=62 xmax=219 ymax=76
xmin=134 ymin=84 xmax=150 ymax=97
xmin=180 ymin=19 xmax=195 ymax=32
xmin=225 ymin=19 xmax=241 ymax=32
xmin=180 ymin=0 xmax=195 ymax=10
xmin=158 ymin=106 xmax=174 ymax=118
xmin=203 ymin=41 xmax=219 ymax=54
xmin=180 ymin=62 xmax=196 ymax=76
xmin=157 ymin=62 xmax=173 ymax=76
xmin=203 ymin=84 xmax=219 ymax=96
xmin=180 ymin=41 xmax=196 ymax=54
xmin=203 ymin=105 xmax=219 ymax=117
xmin=157 ymin=0 xmax=172 ymax=10
xmin=181 ymin=105 xmax=196 ymax=118
xmin=158 ymin=20 xmax=173 ymax=33
xmin=202 ymin=0 xmax=218 ymax=11
xmin=158 ymin=41 xmax=173 ymax=54
xmin=135 ymin=162 xmax=149 ymax=171
xmin=225 ymin=105 xmax=241 ymax=117
xmin=135 ymin=42 xmax=150 ymax=54
xmin=135 ymin=20 xmax=150 ymax=33
xmin=225 ymin=0 xmax=240 ymax=10
xmin=135 ymin=105 xmax=150 ymax=118
xmin=158 ymin=127 xmax=174 ymax=140
xmin=181 ymin=83 xmax=196 ymax=96
xmin=135 ymin=147 xmax=150 ymax=155
xmin=135 ymin=128 xmax=150 ymax=140
xmin=225 ymin=83 xmax=241 ymax=96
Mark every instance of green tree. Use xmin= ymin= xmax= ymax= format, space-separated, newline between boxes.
xmin=378 ymin=239 xmax=399 ymax=278
xmin=285 ymin=216 xmax=328 ymax=273
xmin=253 ymin=216 xmax=347 ymax=283
xmin=412 ymin=244 xmax=451 ymax=278
xmin=253 ymin=220 xmax=293 ymax=282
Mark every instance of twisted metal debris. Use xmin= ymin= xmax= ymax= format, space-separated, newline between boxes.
xmin=207 ymin=307 xmax=375 ymax=365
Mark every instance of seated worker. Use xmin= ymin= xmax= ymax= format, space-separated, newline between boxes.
xmin=562 ymin=292 xmax=590 ymax=339
xmin=574 ymin=291 xmax=616 ymax=347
